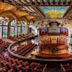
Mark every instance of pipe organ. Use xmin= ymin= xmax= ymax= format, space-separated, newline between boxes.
xmin=36 ymin=21 xmax=69 ymax=58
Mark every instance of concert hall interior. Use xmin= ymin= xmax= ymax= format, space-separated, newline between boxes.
xmin=0 ymin=0 xmax=72 ymax=72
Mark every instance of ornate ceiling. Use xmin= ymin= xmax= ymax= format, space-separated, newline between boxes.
xmin=0 ymin=0 xmax=72 ymax=21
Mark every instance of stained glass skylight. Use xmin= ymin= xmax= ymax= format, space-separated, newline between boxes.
xmin=39 ymin=6 xmax=69 ymax=18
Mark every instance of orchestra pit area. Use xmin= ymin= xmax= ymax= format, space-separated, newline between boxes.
xmin=1 ymin=0 xmax=72 ymax=72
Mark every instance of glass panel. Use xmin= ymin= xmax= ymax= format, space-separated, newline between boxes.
xmin=43 ymin=0 xmax=48 ymax=2
xmin=22 ymin=24 xmax=25 ymax=34
xmin=39 ymin=6 xmax=69 ymax=18
xmin=17 ymin=26 xmax=21 ymax=35
xmin=11 ymin=20 xmax=15 ymax=26
xmin=2 ymin=19 xmax=8 ymax=38
xmin=0 ymin=17 xmax=4 ymax=27
xmin=0 ymin=20 xmax=2 ymax=25
xmin=0 ymin=26 xmax=2 ymax=38
xmin=15 ymin=25 xmax=17 ymax=35
xmin=16 ymin=24 xmax=21 ymax=35
xmin=3 ymin=20 xmax=8 ymax=25
xmin=10 ymin=27 xmax=14 ymax=36
xmin=36 ymin=0 xmax=42 ymax=2
xmin=3 ymin=26 xmax=7 ymax=37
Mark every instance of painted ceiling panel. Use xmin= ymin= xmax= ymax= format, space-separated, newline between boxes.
xmin=39 ymin=6 xmax=69 ymax=18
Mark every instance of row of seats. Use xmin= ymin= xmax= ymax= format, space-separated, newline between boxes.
xmin=13 ymin=42 xmax=37 ymax=56
xmin=0 ymin=54 xmax=46 ymax=72
xmin=8 ymin=33 xmax=33 ymax=41
xmin=0 ymin=39 xmax=10 ymax=52
xmin=60 ymin=63 xmax=72 ymax=72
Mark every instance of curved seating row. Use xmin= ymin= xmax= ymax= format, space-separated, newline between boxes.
xmin=13 ymin=42 xmax=37 ymax=56
xmin=60 ymin=63 xmax=72 ymax=72
xmin=8 ymin=33 xmax=33 ymax=41
xmin=0 ymin=39 xmax=10 ymax=52
xmin=0 ymin=54 xmax=46 ymax=72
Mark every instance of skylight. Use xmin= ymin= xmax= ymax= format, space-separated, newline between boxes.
xmin=39 ymin=6 xmax=69 ymax=18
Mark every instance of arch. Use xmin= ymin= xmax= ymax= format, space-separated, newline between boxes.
xmin=0 ymin=10 xmax=18 ymax=21
xmin=17 ymin=16 xmax=28 ymax=22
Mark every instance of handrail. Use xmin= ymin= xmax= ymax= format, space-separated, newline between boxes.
xmin=8 ymin=35 xmax=40 ymax=60
xmin=15 ymin=35 xmax=38 ymax=44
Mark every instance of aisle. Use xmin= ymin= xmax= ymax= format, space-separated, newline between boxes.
xmin=45 ymin=67 xmax=61 ymax=72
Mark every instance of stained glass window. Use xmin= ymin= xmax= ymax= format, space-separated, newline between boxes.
xmin=17 ymin=25 xmax=21 ymax=35
xmin=2 ymin=20 xmax=8 ymax=38
xmin=0 ymin=18 xmax=2 ymax=38
xmin=17 ymin=21 xmax=22 ymax=35
xmin=22 ymin=21 xmax=25 ymax=34
xmin=10 ymin=20 xmax=15 ymax=36
xmin=15 ymin=25 xmax=17 ymax=35
xmin=39 ymin=6 xmax=69 ymax=18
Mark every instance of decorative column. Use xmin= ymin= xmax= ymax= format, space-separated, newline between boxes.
xmin=20 ymin=21 xmax=22 ymax=34
xmin=7 ymin=20 xmax=11 ymax=38
xmin=24 ymin=21 xmax=29 ymax=34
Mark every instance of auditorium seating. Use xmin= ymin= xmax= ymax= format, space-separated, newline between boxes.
xmin=60 ymin=63 xmax=72 ymax=72
xmin=8 ymin=34 xmax=25 ymax=41
xmin=8 ymin=33 xmax=33 ymax=41
xmin=0 ymin=39 xmax=10 ymax=52
xmin=0 ymin=54 xmax=46 ymax=72
xmin=13 ymin=42 xmax=37 ymax=56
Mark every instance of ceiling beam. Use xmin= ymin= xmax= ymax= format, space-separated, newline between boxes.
xmin=35 ymin=6 xmax=46 ymax=17
xmin=63 ymin=6 xmax=72 ymax=17
xmin=4 ymin=4 xmax=71 ymax=6
xmin=24 ymin=1 xmax=44 ymax=18
xmin=0 ymin=1 xmax=72 ymax=6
